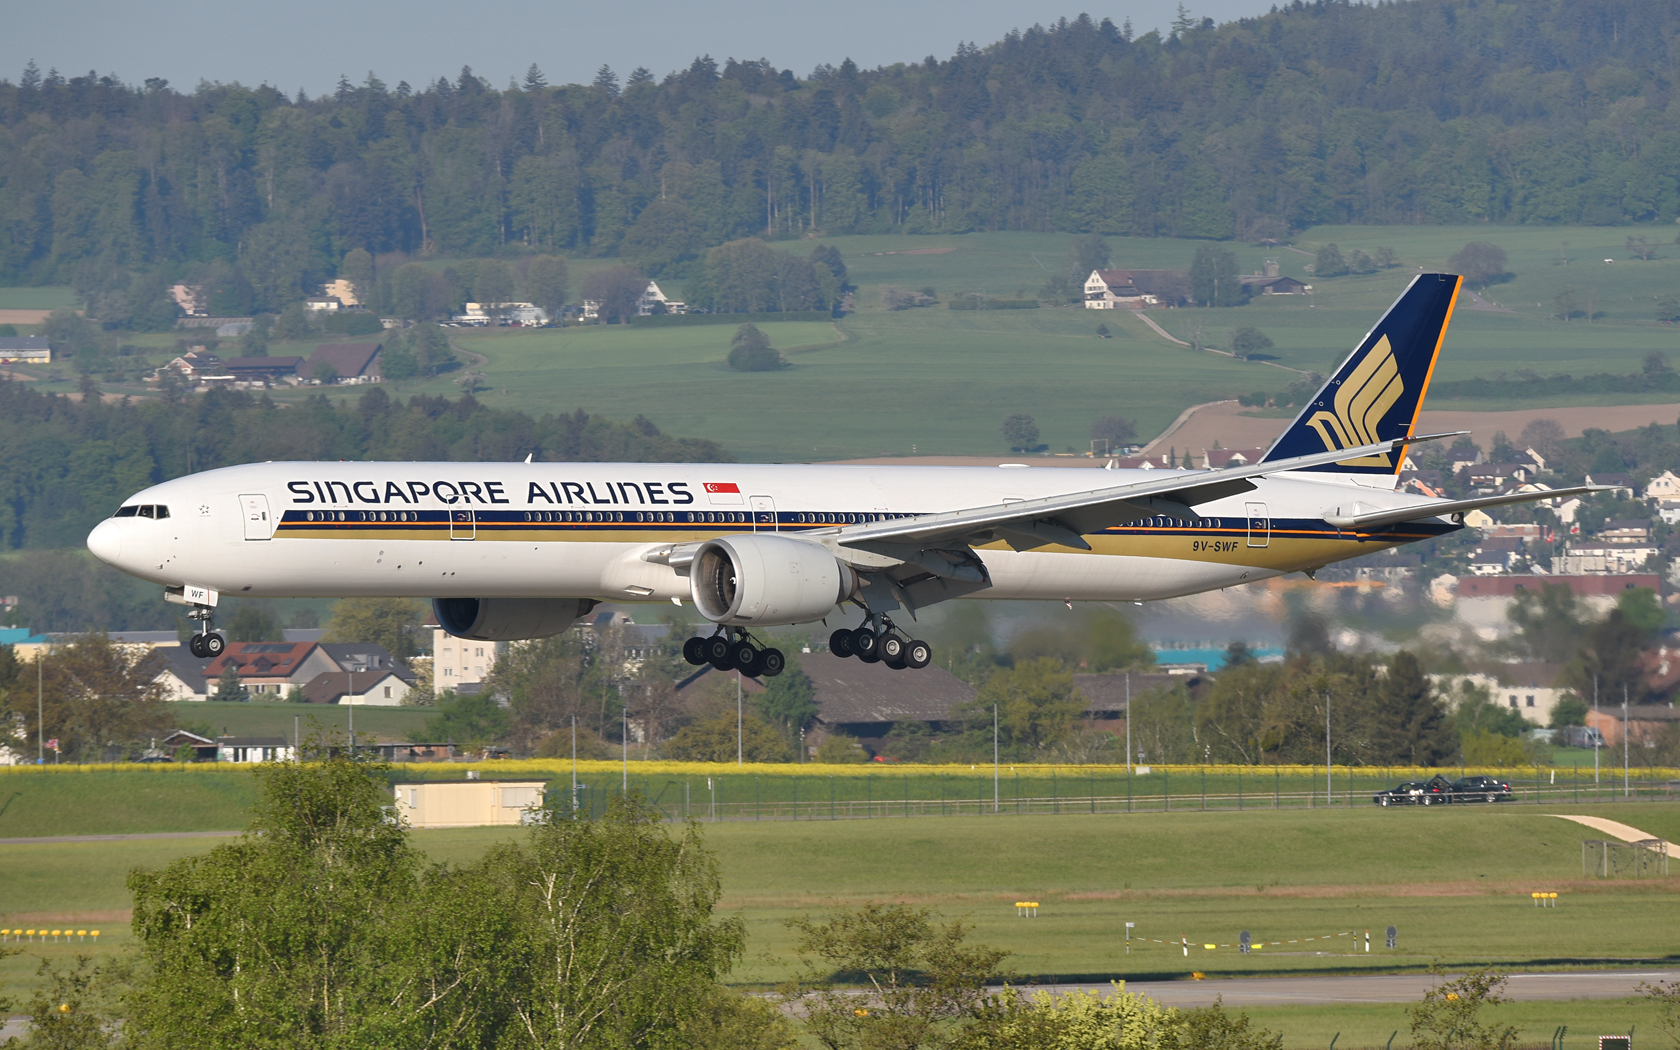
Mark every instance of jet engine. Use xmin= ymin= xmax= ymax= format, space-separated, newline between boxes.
xmin=690 ymin=535 xmax=857 ymax=626
xmin=432 ymin=597 xmax=599 ymax=641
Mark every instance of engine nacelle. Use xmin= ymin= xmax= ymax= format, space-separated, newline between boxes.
xmin=432 ymin=597 xmax=599 ymax=641
xmin=691 ymin=535 xmax=856 ymax=626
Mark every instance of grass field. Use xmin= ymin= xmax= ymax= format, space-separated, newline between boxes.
xmin=5 ymin=798 xmax=1679 ymax=1018
xmin=162 ymin=699 xmax=437 ymax=745
xmin=11 ymin=225 xmax=1680 ymax=460
xmin=0 ymin=286 xmax=76 ymax=311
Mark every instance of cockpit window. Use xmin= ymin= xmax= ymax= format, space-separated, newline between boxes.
xmin=114 ymin=505 xmax=169 ymax=519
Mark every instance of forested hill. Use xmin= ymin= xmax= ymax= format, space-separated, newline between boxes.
xmin=2 ymin=0 xmax=1678 ymax=294
xmin=0 ymin=379 xmax=730 ymax=551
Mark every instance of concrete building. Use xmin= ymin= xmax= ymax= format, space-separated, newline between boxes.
xmin=1453 ymin=574 xmax=1663 ymax=636
xmin=215 ymin=736 xmax=295 ymax=762
xmin=1434 ymin=663 xmax=1567 ymax=725
xmin=391 ymin=780 xmax=548 ymax=828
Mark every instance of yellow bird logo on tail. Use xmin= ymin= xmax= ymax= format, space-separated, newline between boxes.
xmin=1304 ymin=335 xmax=1404 ymax=467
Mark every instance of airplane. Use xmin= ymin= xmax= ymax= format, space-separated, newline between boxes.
xmin=88 ymin=272 xmax=1594 ymax=676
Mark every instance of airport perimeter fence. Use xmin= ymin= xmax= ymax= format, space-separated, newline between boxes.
xmin=525 ymin=765 xmax=1680 ymax=824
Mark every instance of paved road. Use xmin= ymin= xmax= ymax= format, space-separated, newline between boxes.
xmin=1041 ymin=969 xmax=1679 ymax=1007
xmin=0 ymin=830 xmax=240 ymax=845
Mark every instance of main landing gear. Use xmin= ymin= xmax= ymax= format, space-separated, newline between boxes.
xmin=186 ymin=606 xmax=226 ymax=659
xmin=829 ymin=618 xmax=931 ymax=671
xmin=682 ymin=629 xmax=786 ymax=678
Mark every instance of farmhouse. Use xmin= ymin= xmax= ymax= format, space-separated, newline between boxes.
xmin=800 ymin=652 xmax=975 ymax=754
xmin=1238 ymin=275 xmax=1309 ymax=295
xmin=306 ymin=342 xmax=383 ymax=383
xmin=1082 ymin=269 xmax=1188 ymax=309
xmin=0 ymin=336 xmax=50 ymax=364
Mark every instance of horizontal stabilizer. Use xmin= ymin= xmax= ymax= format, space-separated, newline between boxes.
xmin=1323 ymin=486 xmax=1605 ymax=531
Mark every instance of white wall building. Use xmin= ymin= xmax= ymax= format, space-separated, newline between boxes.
xmin=433 ymin=627 xmax=500 ymax=690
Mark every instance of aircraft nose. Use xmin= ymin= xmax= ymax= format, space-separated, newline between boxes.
xmin=86 ymin=519 xmax=124 ymax=566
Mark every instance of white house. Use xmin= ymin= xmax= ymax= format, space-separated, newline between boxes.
xmin=582 ymin=282 xmax=686 ymax=320
xmin=1434 ymin=664 xmax=1566 ymax=725
xmin=1552 ymin=541 xmax=1659 ymax=575
xmin=301 ymin=670 xmax=412 ymax=706
xmin=216 ymin=736 xmax=295 ymax=763
xmin=452 ymin=302 xmax=550 ymax=327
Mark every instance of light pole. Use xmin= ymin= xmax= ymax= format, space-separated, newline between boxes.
xmin=570 ymin=716 xmax=578 ymax=816
xmin=1623 ymin=685 xmax=1630 ymax=798
xmin=981 ymin=705 xmax=994 ymax=809
xmin=37 ymin=651 xmax=44 ymax=766
xmin=1325 ymin=691 xmax=1332 ymax=804
xmin=1125 ymin=671 xmax=1131 ymax=776
xmin=737 ymin=672 xmax=743 ymax=766
xmin=622 ymin=706 xmax=628 ymax=792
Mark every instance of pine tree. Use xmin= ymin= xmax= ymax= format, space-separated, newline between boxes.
xmin=212 ymin=662 xmax=249 ymax=703
xmin=523 ymin=63 xmax=547 ymax=90
xmin=1374 ymin=651 xmax=1453 ymax=765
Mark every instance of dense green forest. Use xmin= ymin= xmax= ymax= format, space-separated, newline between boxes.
xmin=3 ymin=0 xmax=1679 ymax=311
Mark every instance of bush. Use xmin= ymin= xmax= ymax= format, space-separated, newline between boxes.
xmin=815 ymin=733 xmax=868 ymax=763
xmin=726 ymin=323 xmax=788 ymax=371
xmin=1448 ymin=241 xmax=1510 ymax=288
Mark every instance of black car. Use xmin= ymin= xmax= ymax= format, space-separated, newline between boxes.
xmin=1449 ymin=775 xmax=1512 ymax=803
xmin=1372 ymin=777 xmax=1452 ymax=807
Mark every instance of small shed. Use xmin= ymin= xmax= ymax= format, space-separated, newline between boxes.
xmin=391 ymin=779 xmax=548 ymax=828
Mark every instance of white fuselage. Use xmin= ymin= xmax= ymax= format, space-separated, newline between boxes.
xmin=87 ymin=461 xmax=1455 ymax=608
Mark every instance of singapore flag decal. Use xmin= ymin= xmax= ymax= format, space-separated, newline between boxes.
xmin=704 ymin=481 xmax=744 ymax=505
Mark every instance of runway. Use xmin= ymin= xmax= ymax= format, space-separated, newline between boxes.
xmin=1039 ymin=969 xmax=1679 ymax=1007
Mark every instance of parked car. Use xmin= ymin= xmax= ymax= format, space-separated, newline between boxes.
xmin=1373 ymin=781 xmax=1428 ymax=806
xmin=1449 ymin=775 xmax=1513 ymax=803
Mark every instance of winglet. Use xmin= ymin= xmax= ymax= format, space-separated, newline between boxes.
xmin=1261 ymin=273 xmax=1463 ymax=475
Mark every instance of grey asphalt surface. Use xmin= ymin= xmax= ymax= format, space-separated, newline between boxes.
xmin=1041 ymin=969 xmax=1680 ymax=1006
xmin=0 ymin=830 xmax=241 ymax=845
xmin=3 ymin=969 xmax=1671 ymax=1039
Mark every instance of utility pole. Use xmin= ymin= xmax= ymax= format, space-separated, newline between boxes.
xmin=622 ymin=706 xmax=628 ymax=792
xmin=1623 ymin=685 xmax=1630 ymax=798
xmin=347 ymin=670 xmax=354 ymax=756
xmin=993 ymin=704 xmax=1000 ymax=813
xmin=737 ymin=672 xmax=743 ymax=766
xmin=1125 ymin=671 xmax=1132 ymax=776
xmin=571 ymin=716 xmax=577 ymax=816
xmin=1325 ymin=692 xmax=1332 ymax=804
xmin=37 ymin=653 xmax=43 ymax=765
xmin=1593 ymin=674 xmax=1600 ymax=784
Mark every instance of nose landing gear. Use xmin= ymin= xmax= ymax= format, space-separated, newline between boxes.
xmin=830 ymin=617 xmax=930 ymax=670
xmin=186 ymin=607 xmax=226 ymax=659
xmin=681 ymin=628 xmax=785 ymax=677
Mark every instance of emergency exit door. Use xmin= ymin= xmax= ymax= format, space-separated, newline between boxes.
xmin=750 ymin=495 xmax=778 ymax=532
xmin=1245 ymin=502 xmax=1270 ymax=548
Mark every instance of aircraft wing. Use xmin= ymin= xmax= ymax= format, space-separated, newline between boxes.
xmin=833 ymin=436 xmax=1427 ymax=555
xmin=1321 ymin=486 xmax=1606 ymax=531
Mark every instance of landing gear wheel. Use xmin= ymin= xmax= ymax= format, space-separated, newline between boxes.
xmin=705 ymin=635 xmax=733 ymax=670
xmin=759 ymin=648 xmax=785 ymax=677
xmin=879 ymin=635 xmax=906 ymax=662
xmin=202 ymin=632 xmax=225 ymax=657
xmin=830 ymin=629 xmax=856 ymax=658
xmin=730 ymin=641 xmax=762 ymax=675
xmin=883 ymin=647 xmax=908 ymax=670
xmin=905 ymin=640 xmax=932 ymax=669
xmin=189 ymin=634 xmax=206 ymax=658
xmin=683 ymin=637 xmax=709 ymax=666
xmin=851 ymin=627 xmax=880 ymax=660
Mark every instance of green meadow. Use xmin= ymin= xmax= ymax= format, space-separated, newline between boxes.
xmin=7 ymin=224 xmax=1680 ymax=460
xmin=4 ymin=797 xmax=1678 ymax=1024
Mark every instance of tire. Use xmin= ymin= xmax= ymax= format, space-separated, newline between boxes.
xmin=1421 ymin=795 xmax=1433 ymax=806
xmin=705 ymin=636 xmax=733 ymax=670
xmin=189 ymin=634 xmax=206 ymax=658
xmin=852 ymin=627 xmax=879 ymax=658
xmin=730 ymin=641 xmax=760 ymax=672
xmin=830 ymin=629 xmax=855 ymax=658
xmin=736 ymin=648 xmax=765 ymax=678
xmin=203 ymin=633 xmax=226 ymax=657
xmin=1487 ymin=793 xmax=1497 ymax=803
xmin=760 ymin=648 xmax=786 ymax=677
xmin=905 ymin=640 xmax=932 ymax=669
xmin=1379 ymin=796 xmax=1389 ymax=807
xmin=880 ymin=635 xmax=906 ymax=662
xmin=883 ymin=649 xmax=908 ymax=669
xmin=683 ymin=637 xmax=709 ymax=666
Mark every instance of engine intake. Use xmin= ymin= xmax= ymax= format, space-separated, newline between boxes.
xmin=691 ymin=535 xmax=856 ymax=626
xmin=432 ymin=597 xmax=599 ymax=641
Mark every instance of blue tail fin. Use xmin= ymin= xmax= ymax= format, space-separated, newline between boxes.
xmin=1261 ymin=272 xmax=1462 ymax=476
